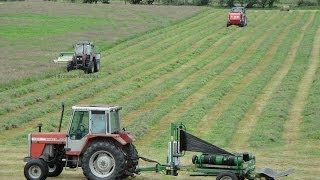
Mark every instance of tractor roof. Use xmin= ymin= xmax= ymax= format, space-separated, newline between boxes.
xmin=231 ymin=6 xmax=245 ymax=13
xmin=72 ymin=105 xmax=122 ymax=111
xmin=75 ymin=41 xmax=93 ymax=45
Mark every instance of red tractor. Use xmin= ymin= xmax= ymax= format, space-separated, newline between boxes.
xmin=23 ymin=104 xmax=138 ymax=180
xmin=67 ymin=41 xmax=101 ymax=74
xmin=227 ymin=7 xmax=248 ymax=27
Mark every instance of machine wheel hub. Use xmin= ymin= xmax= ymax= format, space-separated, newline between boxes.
xmin=29 ymin=165 xmax=42 ymax=178
xmin=89 ymin=150 xmax=115 ymax=178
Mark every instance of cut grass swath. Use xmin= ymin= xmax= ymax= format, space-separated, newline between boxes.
xmin=249 ymin=12 xmax=318 ymax=148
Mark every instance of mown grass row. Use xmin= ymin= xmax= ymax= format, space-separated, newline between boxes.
xmin=105 ymin=8 xmax=213 ymax=56
xmin=0 ymin=9 xmax=214 ymax=100
xmin=129 ymin=14 xmax=278 ymax=148
xmin=145 ymin=18 xmax=290 ymax=150
xmin=85 ymin=13 xmax=268 ymax=111
xmin=0 ymin=9 xmax=211 ymax=94
xmin=301 ymin=12 xmax=320 ymax=141
xmin=249 ymin=12 xmax=319 ymax=148
xmin=127 ymin=12 xmax=283 ymax=142
xmin=0 ymin=10 xmax=226 ymax=133
xmin=302 ymin=67 xmax=320 ymax=140
xmin=203 ymin=12 xmax=308 ymax=147
xmin=0 ymin=9 xmax=220 ymax=114
xmin=119 ymin=12 xmax=270 ymax=125
xmin=0 ymin=11 xmax=221 ymax=120
xmin=0 ymin=11 xmax=268 ymax=143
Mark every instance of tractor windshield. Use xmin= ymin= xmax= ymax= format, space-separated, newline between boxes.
xmin=69 ymin=111 xmax=89 ymax=140
xmin=74 ymin=44 xmax=91 ymax=55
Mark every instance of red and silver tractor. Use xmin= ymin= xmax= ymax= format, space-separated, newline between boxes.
xmin=23 ymin=104 xmax=138 ymax=180
xmin=227 ymin=6 xmax=248 ymax=27
xmin=67 ymin=41 xmax=101 ymax=74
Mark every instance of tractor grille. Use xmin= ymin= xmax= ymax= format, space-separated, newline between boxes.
xmin=76 ymin=57 xmax=83 ymax=64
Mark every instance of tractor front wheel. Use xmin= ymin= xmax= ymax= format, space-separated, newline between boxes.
xmin=87 ymin=61 xmax=94 ymax=74
xmin=82 ymin=141 xmax=125 ymax=179
xmin=67 ymin=61 xmax=74 ymax=72
xmin=94 ymin=61 xmax=100 ymax=72
xmin=216 ymin=171 xmax=238 ymax=180
xmin=24 ymin=158 xmax=49 ymax=180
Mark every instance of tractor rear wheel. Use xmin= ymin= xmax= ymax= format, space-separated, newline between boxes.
xmin=216 ymin=171 xmax=238 ymax=180
xmin=24 ymin=158 xmax=49 ymax=180
xmin=82 ymin=141 xmax=125 ymax=179
xmin=47 ymin=163 xmax=64 ymax=177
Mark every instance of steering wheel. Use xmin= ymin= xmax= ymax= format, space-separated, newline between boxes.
xmin=73 ymin=125 xmax=86 ymax=139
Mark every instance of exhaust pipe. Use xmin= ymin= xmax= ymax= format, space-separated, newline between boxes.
xmin=37 ymin=123 xmax=43 ymax=132
xmin=58 ymin=102 xmax=65 ymax=132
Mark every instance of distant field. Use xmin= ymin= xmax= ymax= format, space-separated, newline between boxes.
xmin=0 ymin=1 xmax=203 ymax=84
xmin=0 ymin=4 xmax=319 ymax=180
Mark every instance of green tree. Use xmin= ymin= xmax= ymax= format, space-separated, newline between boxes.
xmin=227 ymin=0 xmax=235 ymax=7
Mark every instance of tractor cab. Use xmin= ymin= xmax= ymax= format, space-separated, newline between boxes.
xmin=74 ymin=42 xmax=93 ymax=56
xmin=24 ymin=104 xmax=137 ymax=180
xmin=230 ymin=6 xmax=245 ymax=13
xmin=66 ymin=105 xmax=122 ymax=152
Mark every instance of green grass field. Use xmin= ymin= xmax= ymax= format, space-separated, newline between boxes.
xmin=0 ymin=1 xmax=319 ymax=179
xmin=0 ymin=1 xmax=202 ymax=84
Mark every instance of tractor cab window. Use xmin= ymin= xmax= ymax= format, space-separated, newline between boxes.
xmin=231 ymin=7 xmax=244 ymax=13
xmin=110 ymin=110 xmax=120 ymax=133
xmin=84 ymin=45 xmax=92 ymax=55
xmin=75 ymin=44 xmax=84 ymax=55
xmin=91 ymin=111 xmax=107 ymax=134
xmin=69 ymin=111 xmax=89 ymax=140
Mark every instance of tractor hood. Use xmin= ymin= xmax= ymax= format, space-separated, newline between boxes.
xmin=31 ymin=132 xmax=67 ymax=144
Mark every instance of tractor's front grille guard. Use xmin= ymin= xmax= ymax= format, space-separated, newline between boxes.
xmin=75 ymin=56 xmax=90 ymax=65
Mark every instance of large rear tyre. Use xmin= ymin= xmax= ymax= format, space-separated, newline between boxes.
xmin=47 ymin=163 xmax=64 ymax=177
xmin=82 ymin=141 xmax=125 ymax=179
xmin=24 ymin=159 xmax=49 ymax=180
xmin=216 ymin=171 xmax=238 ymax=180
